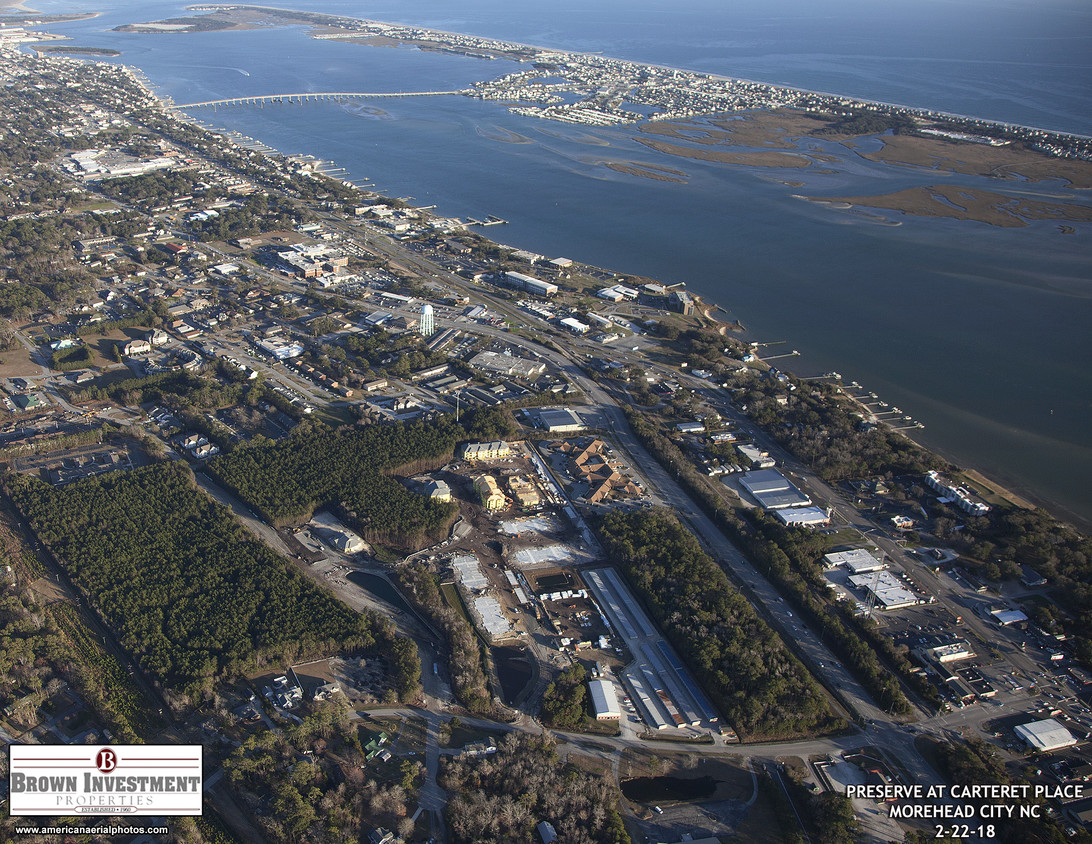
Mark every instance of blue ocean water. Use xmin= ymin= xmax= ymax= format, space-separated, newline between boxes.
xmin=21 ymin=0 xmax=1092 ymax=527
xmin=29 ymin=0 xmax=1092 ymax=135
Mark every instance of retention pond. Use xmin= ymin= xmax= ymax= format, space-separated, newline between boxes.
xmin=621 ymin=775 xmax=719 ymax=803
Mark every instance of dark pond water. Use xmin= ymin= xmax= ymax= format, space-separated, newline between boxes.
xmin=491 ymin=644 xmax=533 ymax=705
xmin=347 ymin=571 xmax=413 ymax=614
xmin=534 ymin=572 xmax=575 ymax=592
xmin=621 ymin=775 xmax=719 ymax=803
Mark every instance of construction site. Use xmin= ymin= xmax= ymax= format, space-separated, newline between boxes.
xmin=421 ymin=435 xmax=719 ymax=735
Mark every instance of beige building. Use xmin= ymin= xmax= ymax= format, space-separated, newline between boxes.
xmin=507 ymin=476 xmax=540 ymax=508
xmin=461 ymin=441 xmax=512 ymax=461
xmin=424 ymin=479 xmax=453 ymax=503
xmin=473 ymin=475 xmax=506 ymax=510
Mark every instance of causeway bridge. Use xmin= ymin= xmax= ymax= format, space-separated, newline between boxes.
xmin=173 ymin=90 xmax=465 ymax=108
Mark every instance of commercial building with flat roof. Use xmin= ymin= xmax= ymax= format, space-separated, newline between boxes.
xmin=920 ymin=641 xmax=976 ymax=663
xmin=849 ymin=571 xmax=921 ymax=610
xmin=468 ymin=350 xmax=546 ymax=379
xmin=504 ymin=271 xmax=558 ymax=297
xmin=991 ymin=608 xmax=1029 ymax=626
xmin=824 ymin=549 xmax=886 ymax=574
xmin=776 ymin=506 xmax=830 ymax=527
xmin=588 ymin=678 xmax=621 ymax=720
xmin=1015 ymin=719 xmax=1076 ymax=753
xmin=583 ymin=567 xmax=718 ymax=731
xmin=736 ymin=443 xmax=775 ymax=469
xmin=738 ymin=469 xmax=812 ymax=510
xmin=537 ymin=407 xmax=584 ymax=432
xmin=257 ymin=337 xmax=304 ymax=360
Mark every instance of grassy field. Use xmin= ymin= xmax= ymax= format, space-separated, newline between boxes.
xmin=440 ymin=582 xmax=472 ymax=625
xmin=0 ymin=345 xmax=41 ymax=379
xmin=957 ymin=468 xmax=1035 ymax=511
xmin=444 ymin=720 xmax=498 ymax=749
xmin=312 ymin=402 xmax=357 ymax=429
xmin=368 ymin=714 xmax=428 ymax=756
xmin=83 ymin=329 xmax=143 ymax=368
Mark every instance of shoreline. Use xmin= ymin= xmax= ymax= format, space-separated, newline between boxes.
xmin=799 ymin=363 xmax=1090 ymax=533
xmin=34 ymin=19 xmax=1091 ymax=533
xmin=158 ymin=105 xmax=1087 ymax=534
xmin=169 ymin=4 xmax=1092 ymax=143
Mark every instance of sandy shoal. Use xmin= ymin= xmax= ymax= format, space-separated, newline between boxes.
xmin=812 ymin=184 xmax=1092 ymax=228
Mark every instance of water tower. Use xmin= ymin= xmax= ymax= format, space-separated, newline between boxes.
xmin=419 ymin=303 xmax=435 ymax=337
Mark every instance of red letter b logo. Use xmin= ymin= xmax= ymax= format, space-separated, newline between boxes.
xmin=96 ymin=748 xmax=117 ymax=773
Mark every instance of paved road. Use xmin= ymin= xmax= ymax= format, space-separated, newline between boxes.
xmin=418 ymin=710 xmax=448 ymax=842
xmin=535 ymin=352 xmax=890 ymax=725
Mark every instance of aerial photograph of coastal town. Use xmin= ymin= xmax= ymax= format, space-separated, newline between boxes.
xmin=0 ymin=0 xmax=1089 ymax=841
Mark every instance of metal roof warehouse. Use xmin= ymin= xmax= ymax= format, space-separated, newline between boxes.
xmin=739 ymin=468 xmax=812 ymax=510
xmin=1015 ymin=719 xmax=1076 ymax=752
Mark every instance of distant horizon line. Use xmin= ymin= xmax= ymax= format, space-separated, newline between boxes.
xmin=182 ymin=2 xmax=1092 ymax=141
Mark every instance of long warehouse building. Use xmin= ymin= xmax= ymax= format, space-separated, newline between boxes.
xmin=584 ymin=567 xmax=719 ymax=731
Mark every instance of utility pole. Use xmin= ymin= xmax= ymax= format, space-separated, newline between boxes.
xmin=864 ymin=567 xmax=880 ymax=620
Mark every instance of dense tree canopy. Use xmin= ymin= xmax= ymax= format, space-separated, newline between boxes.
xmin=622 ymin=405 xmax=924 ymax=715
xmin=225 ymin=698 xmax=421 ymax=843
xmin=207 ymin=419 xmax=461 ymax=549
xmin=934 ymin=737 xmax=1087 ymax=844
xmin=441 ymin=733 xmax=629 ymax=844
xmin=597 ymin=509 xmax=841 ymax=740
xmin=540 ymin=663 xmax=589 ymax=730
xmin=8 ymin=462 xmax=387 ymax=698
xmin=740 ymin=377 xmax=943 ymax=481
xmin=397 ymin=563 xmax=493 ymax=714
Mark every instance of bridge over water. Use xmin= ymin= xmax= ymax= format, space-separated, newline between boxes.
xmin=173 ymin=90 xmax=465 ymax=109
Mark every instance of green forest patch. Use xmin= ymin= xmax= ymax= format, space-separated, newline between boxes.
xmin=598 ymin=509 xmax=843 ymax=741
xmin=206 ymin=420 xmax=461 ymax=548
xmin=9 ymin=461 xmax=386 ymax=699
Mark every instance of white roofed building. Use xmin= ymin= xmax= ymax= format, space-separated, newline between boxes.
xmin=848 ymin=571 xmax=921 ymax=610
xmin=776 ymin=506 xmax=830 ymax=527
xmin=505 ymin=271 xmax=558 ymax=297
xmin=738 ymin=468 xmax=812 ymax=510
xmin=588 ymin=678 xmax=621 ymax=720
xmin=991 ymin=608 xmax=1029 ymax=626
xmin=1015 ymin=719 xmax=1076 ymax=753
xmin=824 ymin=549 xmax=886 ymax=573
